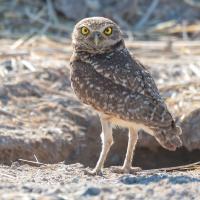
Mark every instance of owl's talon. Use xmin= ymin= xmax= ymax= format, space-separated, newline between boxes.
xmin=84 ymin=168 xmax=103 ymax=176
xmin=110 ymin=166 xmax=142 ymax=174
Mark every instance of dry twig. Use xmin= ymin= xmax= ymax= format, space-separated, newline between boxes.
xmin=18 ymin=158 xmax=45 ymax=167
xmin=134 ymin=0 xmax=160 ymax=30
xmin=184 ymin=0 xmax=200 ymax=8
xmin=25 ymin=8 xmax=71 ymax=33
xmin=0 ymin=109 xmax=16 ymax=118
xmin=0 ymin=52 xmax=29 ymax=58
xmin=142 ymin=161 xmax=200 ymax=174
xmin=46 ymin=0 xmax=59 ymax=24
xmin=0 ymin=172 xmax=16 ymax=179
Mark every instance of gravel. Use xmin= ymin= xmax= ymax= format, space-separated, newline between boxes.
xmin=0 ymin=163 xmax=200 ymax=199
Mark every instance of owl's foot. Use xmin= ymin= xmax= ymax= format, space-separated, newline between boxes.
xmin=110 ymin=166 xmax=142 ymax=174
xmin=84 ymin=168 xmax=103 ymax=176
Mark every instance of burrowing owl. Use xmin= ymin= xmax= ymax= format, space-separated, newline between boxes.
xmin=70 ymin=17 xmax=182 ymax=175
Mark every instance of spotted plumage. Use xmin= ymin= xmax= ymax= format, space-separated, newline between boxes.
xmin=70 ymin=17 xmax=182 ymax=175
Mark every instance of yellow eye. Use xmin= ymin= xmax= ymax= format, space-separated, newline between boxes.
xmin=81 ymin=26 xmax=90 ymax=35
xmin=104 ymin=27 xmax=112 ymax=36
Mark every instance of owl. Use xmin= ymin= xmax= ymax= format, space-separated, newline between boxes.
xmin=70 ymin=17 xmax=182 ymax=175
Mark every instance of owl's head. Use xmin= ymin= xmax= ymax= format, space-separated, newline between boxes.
xmin=72 ymin=17 xmax=124 ymax=53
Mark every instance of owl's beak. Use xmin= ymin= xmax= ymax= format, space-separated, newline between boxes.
xmin=94 ymin=33 xmax=99 ymax=46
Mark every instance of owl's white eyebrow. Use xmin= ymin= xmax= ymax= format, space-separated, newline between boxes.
xmin=99 ymin=26 xmax=113 ymax=32
xmin=79 ymin=25 xmax=90 ymax=30
xmin=81 ymin=26 xmax=114 ymax=32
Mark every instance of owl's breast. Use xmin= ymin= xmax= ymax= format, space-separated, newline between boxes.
xmin=70 ymin=58 xmax=131 ymax=115
xmin=70 ymin=53 xmax=143 ymax=121
xmin=70 ymin=59 xmax=110 ymax=110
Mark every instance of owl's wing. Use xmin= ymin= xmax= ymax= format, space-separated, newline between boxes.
xmin=92 ymin=54 xmax=162 ymax=103
xmin=91 ymin=52 xmax=176 ymax=124
xmin=91 ymin=55 xmax=182 ymax=150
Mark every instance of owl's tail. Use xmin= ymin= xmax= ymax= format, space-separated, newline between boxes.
xmin=153 ymin=121 xmax=182 ymax=151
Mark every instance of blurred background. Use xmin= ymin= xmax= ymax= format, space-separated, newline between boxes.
xmin=0 ymin=0 xmax=200 ymax=169
xmin=1 ymin=0 xmax=200 ymax=40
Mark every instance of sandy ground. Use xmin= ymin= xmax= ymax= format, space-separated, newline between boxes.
xmin=1 ymin=163 xmax=200 ymax=200
xmin=0 ymin=38 xmax=200 ymax=199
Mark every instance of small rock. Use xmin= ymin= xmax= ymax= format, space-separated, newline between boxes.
xmin=120 ymin=175 xmax=138 ymax=184
xmin=82 ymin=186 xmax=101 ymax=196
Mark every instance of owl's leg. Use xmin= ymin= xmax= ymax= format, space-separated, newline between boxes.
xmin=85 ymin=117 xmax=113 ymax=176
xmin=111 ymin=128 xmax=141 ymax=174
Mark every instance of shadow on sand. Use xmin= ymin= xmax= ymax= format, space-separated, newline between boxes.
xmin=120 ymin=174 xmax=200 ymax=185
